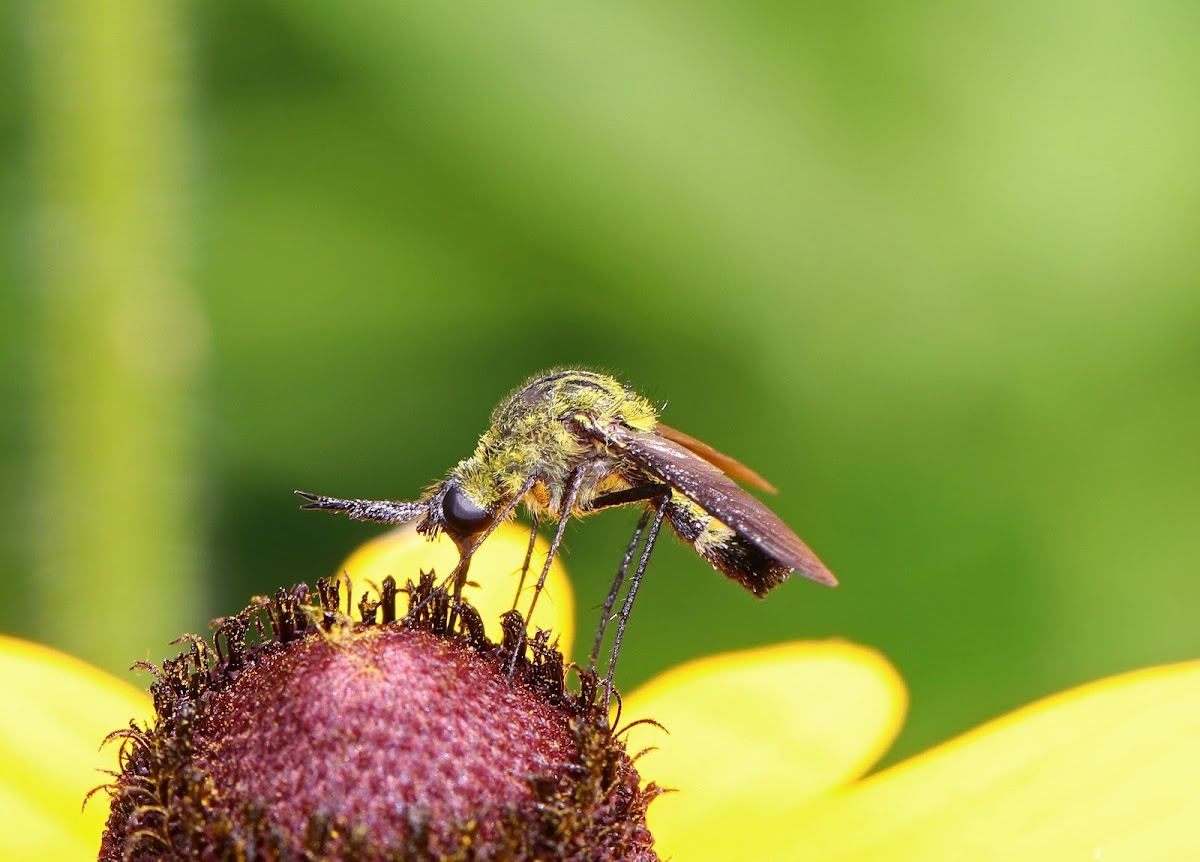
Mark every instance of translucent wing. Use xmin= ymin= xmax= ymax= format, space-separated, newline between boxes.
xmin=605 ymin=427 xmax=837 ymax=586
xmin=655 ymin=421 xmax=778 ymax=493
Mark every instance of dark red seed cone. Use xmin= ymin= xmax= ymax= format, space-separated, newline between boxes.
xmin=98 ymin=576 xmax=661 ymax=861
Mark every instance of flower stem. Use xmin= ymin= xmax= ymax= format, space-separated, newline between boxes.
xmin=27 ymin=0 xmax=204 ymax=673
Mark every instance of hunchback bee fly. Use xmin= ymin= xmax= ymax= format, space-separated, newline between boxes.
xmin=297 ymin=369 xmax=836 ymax=692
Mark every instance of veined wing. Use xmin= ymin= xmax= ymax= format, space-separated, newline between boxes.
xmin=604 ymin=427 xmax=837 ymax=586
xmin=655 ymin=421 xmax=778 ymax=493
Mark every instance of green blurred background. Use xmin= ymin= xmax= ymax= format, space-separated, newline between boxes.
xmin=2 ymin=1 xmax=1197 ymax=765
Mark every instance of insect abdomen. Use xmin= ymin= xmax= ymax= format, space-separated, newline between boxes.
xmin=661 ymin=498 xmax=791 ymax=598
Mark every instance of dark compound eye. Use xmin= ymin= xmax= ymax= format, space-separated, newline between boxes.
xmin=441 ymin=484 xmax=493 ymax=535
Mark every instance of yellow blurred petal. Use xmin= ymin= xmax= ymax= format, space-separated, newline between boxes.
xmin=336 ymin=521 xmax=575 ymax=656
xmin=0 ymin=635 xmax=153 ymax=861
xmin=622 ymin=641 xmax=906 ymax=861
xmin=783 ymin=660 xmax=1200 ymax=862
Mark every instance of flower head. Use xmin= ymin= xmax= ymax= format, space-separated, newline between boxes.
xmin=96 ymin=528 xmax=657 ymax=861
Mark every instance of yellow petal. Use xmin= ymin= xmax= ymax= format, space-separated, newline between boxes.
xmin=0 ymin=635 xmax=153 ymax=862
xmin=621 ymin=641 xmax=906 ymax=861
xmin=336 ymin=521 xmax=575 ymax=655
xmin=783 ymin=660 xmax=1200 ymax=862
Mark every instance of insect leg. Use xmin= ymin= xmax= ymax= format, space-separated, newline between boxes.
xmin=523 ymin=468 xmax=584 ymax=626
xmin=588 ymin=508 xmax=650 ymax=675
xmin=603 ymin=503 xmax=668 ymax=709
xmin=405 ymin=476 xmax=537 ymax=629
xmin=511 ymin=513 xmax=541 ymax=612
xmin=509 ymin=468 xmax=586 ymax=676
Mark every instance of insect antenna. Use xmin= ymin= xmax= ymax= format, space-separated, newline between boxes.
xmin=588 ymin=508 xmax=651 ymax=675
xmin=601 ymin=504 xmax=667 ymax=711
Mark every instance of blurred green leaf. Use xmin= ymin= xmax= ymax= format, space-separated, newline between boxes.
xmin=4 ymin=0 xmax=1197 ymax=760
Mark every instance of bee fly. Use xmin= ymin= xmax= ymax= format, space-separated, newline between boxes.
xmin=297 ymin=369 xmax=836 ymax=692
